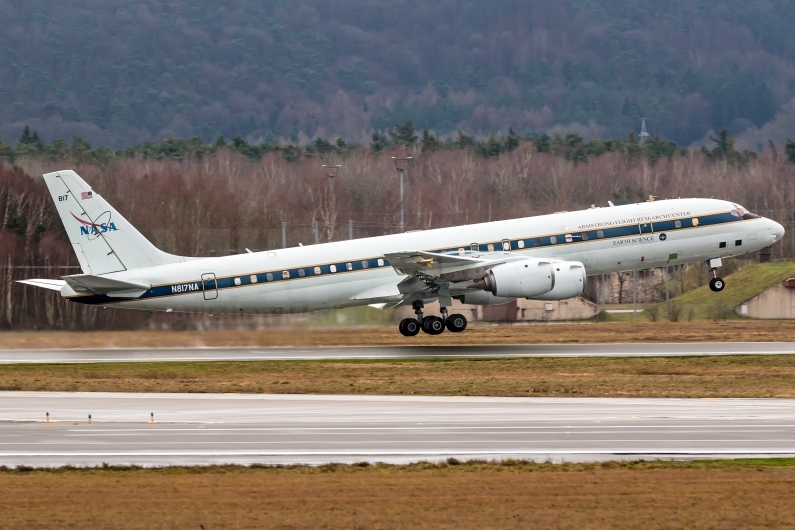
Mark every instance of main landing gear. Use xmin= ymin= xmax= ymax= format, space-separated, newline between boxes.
xmin=707 ymin=258 xmax=725 ymax=292
xmin=398 ymin=300 xmax=468 ymax=337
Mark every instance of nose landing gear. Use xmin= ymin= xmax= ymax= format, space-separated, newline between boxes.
xmin=707 ymin=258 xmax=725 ymax=292
xmin=709 ymin=277 xmax=725 ymax=292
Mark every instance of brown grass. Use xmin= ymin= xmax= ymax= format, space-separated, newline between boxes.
xmin=2 ymin=460 xmax=795 ymax=529
xmin=3 ymin=355 xmax=795 ymax=397
xmin=5 ymin=319 xmax=795 ymax=349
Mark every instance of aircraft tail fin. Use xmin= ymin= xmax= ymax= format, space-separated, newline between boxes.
xmin=43 ymin=170 xmax=182 ymax=275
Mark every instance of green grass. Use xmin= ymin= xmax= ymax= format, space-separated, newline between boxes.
xmin=661 ymin=261 xmax=795 ymax=320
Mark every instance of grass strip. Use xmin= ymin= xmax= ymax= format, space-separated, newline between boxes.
xmin=3 ymin=355 xmax=795 ymax=397
xmin=1 ymin=459 xmax=794 ymax=529
xmin=5 ymin=319 xmax=795 ymax=349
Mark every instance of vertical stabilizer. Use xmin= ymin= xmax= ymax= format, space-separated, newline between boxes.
xmin=43 ymin=170 xmax=181 ymax=275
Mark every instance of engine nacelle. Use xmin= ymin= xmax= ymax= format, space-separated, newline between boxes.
xmin=474 ymin=258 xmax=555 ymax=298
xmin=530 ymin=261 xmax=586 ymax=300
xmin=454 ymin=291 xmax=515 ymax=306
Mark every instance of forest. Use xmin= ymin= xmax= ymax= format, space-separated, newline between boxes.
xmin=2 ymin=129 xmax=795 ymax=329
xmin=1 ymin=0 xmax=795 ymax=148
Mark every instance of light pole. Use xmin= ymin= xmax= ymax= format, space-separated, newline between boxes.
xmin=321 ymin=164 xmax=341 ymax=241
xmin=392 ymin=156 xmax=411 ymax=232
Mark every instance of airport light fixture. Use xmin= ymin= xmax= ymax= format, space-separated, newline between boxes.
xmin=321 ymin=164 xmax=342 ymax=242
xmin=391 ymin=157 xmax=412 ymax=232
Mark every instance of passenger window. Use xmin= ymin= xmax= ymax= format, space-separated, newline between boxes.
xmin=330 ymin=264 xmax=337 ymax=273
xmin=282 ymin=271 xmax=290 ymax=279
xmin=582 ymin=232 xmax=589 ymax=241
xmin=674 ymin=220 xmax=682 ymax=228
xmin=298 ymin=269 xmax=306 ymax=277
xmin=470 ymin=243 xmax=478 ymax=253
xmin=565 ymin=234 xmax=573 ymax=243
xmin=266 ymin=273 xmax=273 ymax=281
xmin=314 ymin=266 xmax=321 ymax=275
xmin=361 ymin=260 xmax=369 ymax=269
xmin=458 ymin=248 xmax=465 ymax=256
xmin=735 ymin=240 xmax=742 ymax=246
xmin=534 ymin=238 xmax=541 ymax=245
xmin=517 ymin=240 xmax=525 ymax=249
xmin=597 ymin=230 xmax=604 ymax=239
xmin=234 ymin=277 xmax=241 ymax=286
xmin=692 ymin=218 xmax=699 ymax=227
xmin=250 ymin=275 xmax=257 ymax=283
xmin=487 ymin=243 xmax=494 ymax=252
xmin=550 ymin=236 xmax=557 ymax=244
xmin=719 ymin=242 xmax=727 ymax=249
xmin=346 ymin=262 xmax=353 ymax=271
xmin=502 ymin=240 xmax=510 ymax=251
xmin=377 ymin=259 xmax=384 ymax=266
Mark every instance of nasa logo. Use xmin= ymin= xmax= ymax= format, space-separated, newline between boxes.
xmin=659 ymin=233 xmax=667 ymax=241
xmin=71 ymin=212 xmax=118 ymax=236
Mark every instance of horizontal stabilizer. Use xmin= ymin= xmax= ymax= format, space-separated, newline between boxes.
xmin=62 ymin=274 xmax=150 ymax=297
xmin=17 ymin=279 xmax=67 ymax=291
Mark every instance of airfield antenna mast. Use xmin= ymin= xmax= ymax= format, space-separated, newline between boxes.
xmin=638 ymin=117 xmax=650 ymax=144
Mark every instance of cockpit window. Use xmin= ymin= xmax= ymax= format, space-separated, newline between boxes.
xmin=732 ymin=204 xmax=760 ymax=220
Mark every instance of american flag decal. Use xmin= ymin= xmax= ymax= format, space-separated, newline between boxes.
xmin=81 ymin=191 xmax=93 ymax=200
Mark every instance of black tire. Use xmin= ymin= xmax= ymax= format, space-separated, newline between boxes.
xmin=709 ymin=277 xmax=725 ymax=292
xmin=421 ymin=315 xmax=445 ymax=335
xmin=446 ymin=313 xmax=468 ymax=333
xmin=399 ymin=318 xmax=420 ymax=337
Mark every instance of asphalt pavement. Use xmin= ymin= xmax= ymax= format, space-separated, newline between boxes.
xmin=1 ymin=342 xmax=795 ymax=363
xmin=0 ymin=392 xmax=793 ymax=467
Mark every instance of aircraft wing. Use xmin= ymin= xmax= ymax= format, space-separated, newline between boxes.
xmin=62 ymin=274 xmax=150 ymax=297
xmin=384 ymin=250 xmax=519 ymax=282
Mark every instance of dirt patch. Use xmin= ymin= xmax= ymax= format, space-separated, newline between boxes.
xmin=5 ymin=320 xmax=795 ymax=349
xmin=3 ymin=355 xmax=795 ymax=397
xmin=1 ymin=460 xmax=794 ymax=529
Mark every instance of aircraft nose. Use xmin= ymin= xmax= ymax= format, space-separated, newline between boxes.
xmin=771 ymin=220 xmax=785 ymax=242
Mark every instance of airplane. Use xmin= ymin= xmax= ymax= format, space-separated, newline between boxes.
xmin=20 ymin=170 xmax=785 ymax=337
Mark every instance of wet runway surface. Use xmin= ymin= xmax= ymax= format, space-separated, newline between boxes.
xmin=2 ymin=342 xmax=795 ymax=363
xmin=1 ymin=392 xmax=793 ymax=467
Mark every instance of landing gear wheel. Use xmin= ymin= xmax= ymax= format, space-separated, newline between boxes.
xmin=709 ymin=278 xmax=725 ymax=292
xmin=446 ymin=313 xmax=467 ymax=333
xmin=399 ymin=318 xmax=420 ymax=337
xmin=421 ymin=315 xmax=445 ymax=335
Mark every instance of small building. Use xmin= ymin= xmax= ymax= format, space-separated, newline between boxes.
xmin=736 ymin=278 xmax=795 ymax=319
xmin=395 ymin=297 xmax=598 ymax=323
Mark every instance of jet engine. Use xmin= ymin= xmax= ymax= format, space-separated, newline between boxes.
xmin=531 ymin=261 xmax=586 ymax=300
xmin=472 ymin=258 xmax=585 ymax=300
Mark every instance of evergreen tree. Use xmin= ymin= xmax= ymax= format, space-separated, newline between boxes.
xmin=313 ymin=137 xmax=334 ymax=153
xmin=785 ymin=138 xmax=795 ymax=163
xmin=18 ymin=125 xmax=33 ymax=145
xmin=505 ymin=127 xmax=519 ymax=151
xmin=370 ymin=131 xmax=388 ymax=153
xmin=456 ymin=131 xmax=474 ymax=148
xmin=421 ymin=129 xmax=441 ymax=152
xmin=534 ymin=133 xmax=551 ymax=153
xmin=390 ymin=120 xmax=417 ymax=145
xmin=625 ymin=131 xmax=641 ymax=158
xmin=212 ymin=135 xmax=227 ymax=149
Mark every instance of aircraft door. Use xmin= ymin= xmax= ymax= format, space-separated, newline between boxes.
xmin=639 ymin=220 xmax=653 ymax=234
xmin=202 ymin=272 xmax=218 ymax=300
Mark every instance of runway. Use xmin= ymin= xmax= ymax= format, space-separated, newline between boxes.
xmin=2 ymin=342 xmax=795 ymax=363
xmin=0 ymin=392 xmax=793 ymax=467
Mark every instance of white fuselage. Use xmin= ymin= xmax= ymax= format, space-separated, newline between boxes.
xmin=63 ymin=198 xmax=783 ymax=314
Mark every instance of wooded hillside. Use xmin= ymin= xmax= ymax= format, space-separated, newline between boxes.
xmin=1 ymin=0 xmax=794 ymax=148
